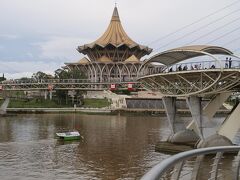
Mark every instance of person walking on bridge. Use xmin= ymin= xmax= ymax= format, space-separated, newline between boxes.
xmin=229 ymin=57 xmax=232 ymax=68
xmin=225 ymin=57 xmax=228 ymax=68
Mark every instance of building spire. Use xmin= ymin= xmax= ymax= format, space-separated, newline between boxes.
xmin=111 ymin=5 xmax=120 ymax=21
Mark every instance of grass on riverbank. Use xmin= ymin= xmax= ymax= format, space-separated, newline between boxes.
xmin=7 ymin=98 xmax=111 ymax=108
xmin=8 ymin=99 xmax=70 ymax=108
xmin=82 ymin=98 xmax=111 ymax=108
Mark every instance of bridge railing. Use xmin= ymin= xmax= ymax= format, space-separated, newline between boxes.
xmin=141 ymin=146 xmax=240 ymax=180
xmin=0 ymin=78 xmax=92 ymax=84
xmin=164 ymin=59 xmax=240 ymax=73
xmin=0 ymin=78 xmax=139 ymax=85
xmin=142 ymin=59 xmax=240 ymax=76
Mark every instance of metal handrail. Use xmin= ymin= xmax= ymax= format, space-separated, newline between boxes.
xmin=142 ymin=59 xmax=240 ymax=76
xmin=0 ymin=78 xmax=138 ymax=85
xmin=141 ymin=146 xmax=240 ymax=180
xmin=164 ymin=60 xmax=240 ymax=73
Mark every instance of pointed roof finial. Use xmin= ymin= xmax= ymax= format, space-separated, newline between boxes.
xmin=111 ymin=4 xmax=120 ymax=21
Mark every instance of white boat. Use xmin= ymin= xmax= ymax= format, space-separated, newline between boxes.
xmin=56 ymin=131 xmax=81 ymax=140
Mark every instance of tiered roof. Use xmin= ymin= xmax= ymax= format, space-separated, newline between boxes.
xmin=77 ymin=6 xmax=152 ymax=61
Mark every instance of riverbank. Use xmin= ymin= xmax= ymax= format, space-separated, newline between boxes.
xmin=5 ymin=98 xmax=111 ymax=108
xmin=6 ymin=107 xmax=230 ymax=115
xmin=6 ymin=107 xmax=112 ymax=114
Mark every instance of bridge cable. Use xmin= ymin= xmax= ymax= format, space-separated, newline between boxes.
xmin=222 ymin=36 xmax=240 ymax=47
xmin=232 ymin=48 xmax=240 ymax=53
xmin=206 ymin=25 xmax=240 ymax=44
xmin=147 ymin=0 xmax=240 ymax=46
xmin=155 ymin=14 xmax=240 ymax=51
xmin=185 ymin=16 xmax=240 ymax=45
xmin=153 ymin=10 xmax=240 ymax=51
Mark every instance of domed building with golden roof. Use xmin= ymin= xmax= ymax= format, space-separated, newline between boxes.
xmin=65 ymin=6 xmax=161 ymax=84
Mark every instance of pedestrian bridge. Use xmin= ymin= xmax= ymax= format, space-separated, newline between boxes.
xmin=138 ymin=45 xmax=240 ymax=149
xmin=139 ymin=45 xmax=240 ymax=97
xmin=138 ymin=45 xmax=240 ymax=179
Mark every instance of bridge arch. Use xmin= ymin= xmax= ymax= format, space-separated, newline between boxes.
xmin=142 ymin=45 xmax=233 ymax=68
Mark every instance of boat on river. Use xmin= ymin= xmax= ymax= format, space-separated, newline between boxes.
xmin=56 ymin=131 xmax=81 ymax=141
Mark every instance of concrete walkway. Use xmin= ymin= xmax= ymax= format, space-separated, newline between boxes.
xmin=0 ymin=98 xmax=10 ymax=115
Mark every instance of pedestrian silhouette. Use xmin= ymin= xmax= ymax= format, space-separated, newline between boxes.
xmin=229 ymin=57 xmax=232 ymax=68
xmin=225 ymin=57 xmax=228 ymax=68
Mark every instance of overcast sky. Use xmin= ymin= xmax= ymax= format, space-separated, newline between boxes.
xmin=0 ymin=0 xmax=239 ymax=78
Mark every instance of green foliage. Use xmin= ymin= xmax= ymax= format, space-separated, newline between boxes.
xmin=19 ymin=77 xmax=32 ymax=81
xmin=54 ymin=68 xmax=86 ymax=104
xmin=0 ymin=73 xmax=5 ymax=82
xmin=0 ymin=76 xmax=6 ymax=82
xmin=8 ymin=99 xmax=70 ymax=108
xmin=111 ymin=89 xmax=131 ymax=95
xmin=0 ymin=99 xmax=3 ymax=106
xmin=54 ymin=68 xmax=86 ymax=79
xmin=226 ymin=96 xmax=240 ymax=106
xmin=32 ymin=71 xmax=53 ymax=81
xmin=7 ymin=98 xmax=110 ymax=108
xmin=82 ymin=98 xmax=111 ymax=108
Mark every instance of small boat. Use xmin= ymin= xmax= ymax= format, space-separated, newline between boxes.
xmin=56 ymin=131 xmax=81 ymax=141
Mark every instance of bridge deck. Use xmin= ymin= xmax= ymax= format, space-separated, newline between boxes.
xmin=0 ymin=80 xmax=141 ymax=91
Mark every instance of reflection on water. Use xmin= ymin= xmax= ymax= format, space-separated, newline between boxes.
xmin=0 ymin=113 xmax=170 ymax=179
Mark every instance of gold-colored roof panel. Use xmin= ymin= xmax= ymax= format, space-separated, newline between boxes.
xmin=98 ymin=55 xmax=112 ymax=62
xmin=77 ymin=57 xmax=90 ymax=64
xmin=124 ymin=55 xmax=139 ymax=63
xmin=78 ymin=7 xmax=152 ymax=52
xmin=64 ymin=57 xmax=90 ymax=66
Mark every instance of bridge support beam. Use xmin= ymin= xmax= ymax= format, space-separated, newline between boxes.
xmin=162 ymin=97 xmax=178 ymax=135
xmin=163 ymin=97 xmax=199 ymax=144
xmin=186 ymin=93 xmax=234 ymax=148
xmin=186 ymin=96 xmax=205 ymax=140
xmin=218 ymin=102 xmax=240 ymax=141
xmin=203 ymin=92 xmax=231 ymax=121
xmin=186 ymin=92 xmax=231 ymax=135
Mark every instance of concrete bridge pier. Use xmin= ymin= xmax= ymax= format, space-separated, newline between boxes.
xmin=186 ymin=93 xmax=234 ymax=148
xmin=186 ymin=96 xmax=205 ymax=140
xmin=162 ymin=97 xmax=199 ymax=144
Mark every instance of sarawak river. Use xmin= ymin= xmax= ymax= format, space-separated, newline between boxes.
xmin=0 ymin=113 xmax=173 ymax=180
